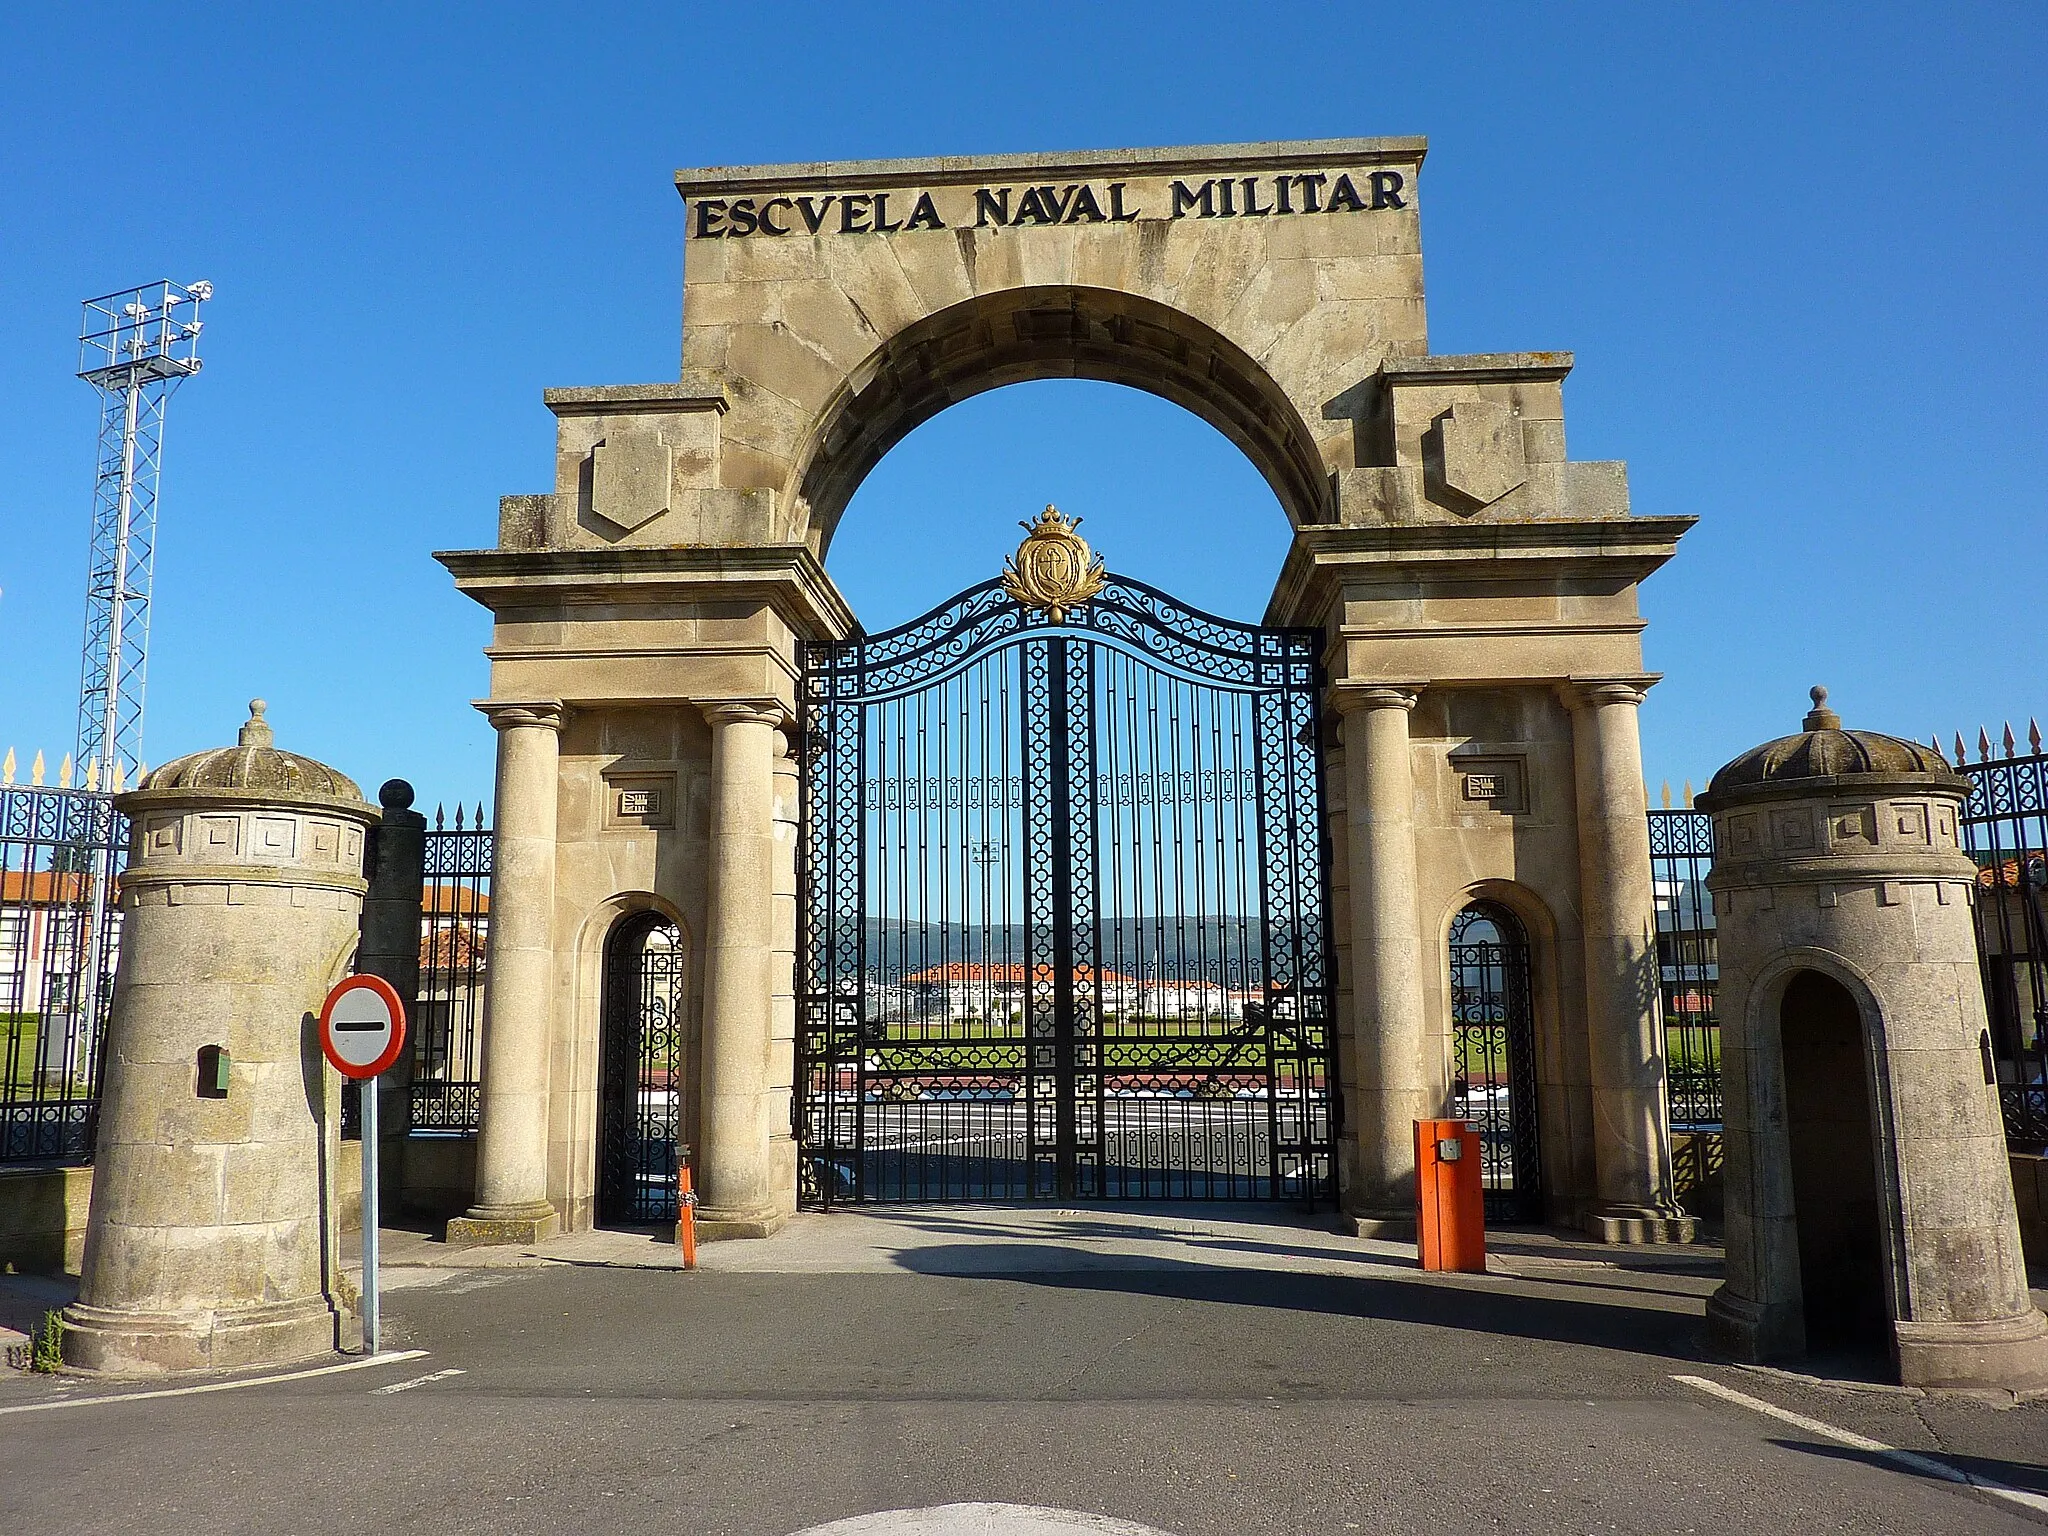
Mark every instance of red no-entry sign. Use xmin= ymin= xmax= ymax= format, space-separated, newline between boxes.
xmin=319 ymin=974 xmax=408 ymax=1080
xmin=321 ymin=971 xmax=408 ymax=1356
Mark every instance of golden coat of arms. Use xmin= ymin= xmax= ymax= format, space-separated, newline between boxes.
xmin=1001 ymin=505 xmax=1107 ymax=622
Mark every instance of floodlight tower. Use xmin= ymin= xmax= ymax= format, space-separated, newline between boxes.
xmin=74 ymin=279 xmax=210 ymax=791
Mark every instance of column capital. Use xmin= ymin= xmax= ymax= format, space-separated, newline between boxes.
xmin=1561 ymin=675 xmax=1659 ymax=711
xmin=1331 ymin=683 xmax=1424 ymax=716
xmin=700 ymin=698 xmax=787 ymax=730
xmin=475 ymin=699 xmax=566 ymax=733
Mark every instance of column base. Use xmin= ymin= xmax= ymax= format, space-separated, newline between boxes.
xmin=447 ymin=1201 xmax=559 ymax=1246
xmin=1340 ymin=1207 xmax=1418 ymax=1242
xmin=693 ymin=1204 xmax=790 ymax=1241
xmin=60 ymin=1294 xmax=341 ymax=1376
xmin=1895 ymin=1310 xmax=2048 ymax=1392
xmin=1706 ymin=1286 xmax=1801 ymax=1363
xmin=1581 ymin=1204 xmax=1697 ymax=1245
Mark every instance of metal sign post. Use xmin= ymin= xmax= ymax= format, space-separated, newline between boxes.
xmin=319 ymin=975 xmax=407 ymax=1356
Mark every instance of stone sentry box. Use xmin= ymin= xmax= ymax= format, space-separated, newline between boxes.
xmin=1700 ymin=689 xmax=2048 ymax=1389
xmin=62 ymin=703 xmax=371 ymax=1374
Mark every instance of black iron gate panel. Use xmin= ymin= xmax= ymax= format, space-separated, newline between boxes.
xmin=599 ymin=912 xmax=685 ymax=1224
xmin=1955 ymin=727 xmax=2048 ymax=1144
xmin=1449 ymin=902 xmax=1542 ymax=1222
xmin=1 ymin=782 xmax=124 ymax=1164
xmin=797 ymin=569 xmax=1334 ymax=1206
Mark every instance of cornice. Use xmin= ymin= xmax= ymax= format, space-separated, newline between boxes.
xmin=675 ymin=137 xmax=1429 ymax=198
xmin=1379 ymin=352 xmax=1574 ymax=385
xmin=1264 ymin=516 xmax=1697 ymax=627
xmin=542 ymin=376 xmax=729 ymax=417
xmin=434 ymin=543 xmax=859 ymax=642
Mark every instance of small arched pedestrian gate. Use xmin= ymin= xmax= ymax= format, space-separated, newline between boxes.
xmin=598 ymin=912 xmax=686 ymax=1225
xmin=1448 ymin=902 xmax=1542 ymax=1221
xmin=796 ymin=552 xmax=1334 ymax=1206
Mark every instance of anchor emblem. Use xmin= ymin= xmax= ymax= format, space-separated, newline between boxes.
xmin=1000 ymin=505 xmax=1107 ymax=623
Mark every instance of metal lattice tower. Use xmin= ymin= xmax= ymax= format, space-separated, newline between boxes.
xmin=74 ymin=279 xmax=210 ymax=790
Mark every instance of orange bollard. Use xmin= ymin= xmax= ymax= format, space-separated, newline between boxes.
xmin=676 ymin=1163 xmax=698 ymax=1270
xmin=1414 ymin=1118 xmax=1485 ymax=1273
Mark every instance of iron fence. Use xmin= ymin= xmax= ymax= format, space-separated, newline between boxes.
xmin=411 ymin=802 xmax=490 ymax=1136
xmin=1 ymin=782 xmax=125 ymax=1164
xmin=1953 ymin=725 xmax=2048 ymax=1146
xmin=1649 ymin=806 xmax=1720 ymax=1131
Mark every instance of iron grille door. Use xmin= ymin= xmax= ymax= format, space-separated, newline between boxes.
xmin=599 ymin=912 xmax=685 ymax=1224
xmin=797 ymin=574 xmax=1333 ymax=1206
xmin=1449 ymin=902 xmax=1543 ymax=1222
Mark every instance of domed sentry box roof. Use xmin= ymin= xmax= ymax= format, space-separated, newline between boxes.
xmin=1698 ymin=687 xmax=1966 ymax=811
xmin=136 ymin=700 xmax=366 ymax=808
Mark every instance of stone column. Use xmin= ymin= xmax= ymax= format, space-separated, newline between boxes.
xmin=767 ymin=732 xmax=802 ymax=1207
xmin=448 ymin=702 xmax=564 ymax=1245
xmin=1338 ymin=686 xmax=1438 ymax=1228
xmin=695 ymin=699 xmax=787 ymax=1238
xmin=1565 ymin=678 xmax=1690 ymax=1242
xmin=63 ymin=701 xmax=374 ymax=1374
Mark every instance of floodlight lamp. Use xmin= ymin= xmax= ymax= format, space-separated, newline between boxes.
xmin=124 ymin=302 xmax=147 ymax=318
xmin=187 ymin=280 xmax=213 ymax=301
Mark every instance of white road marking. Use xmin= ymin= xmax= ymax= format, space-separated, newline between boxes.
xmin=370 ymin=1367 xmax=464 ymax=1395
xmin=1673 ymin=1373 xmax=2048 ymax=1518
xmin=0 ymin=1350 xmax=429 ymax=1416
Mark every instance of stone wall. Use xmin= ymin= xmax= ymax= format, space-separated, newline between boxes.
xmin=0 ymin=1166 xmax=93 ymax=1274
xmin=2012 ymin=1150 xmax=2048 ymax=1268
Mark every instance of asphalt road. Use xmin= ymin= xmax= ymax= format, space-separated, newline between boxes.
xmin=2 ymin=1211 xmax=2043 ymax=1535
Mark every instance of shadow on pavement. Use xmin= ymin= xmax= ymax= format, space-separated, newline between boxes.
xmin=894 ymin=1243 xmax=1709 ymax=1361
xmin=1775 ymin=1437 xmax=2048 ymax=1495
xmin=857 ymin=1206 xmax=1420 ymax=1271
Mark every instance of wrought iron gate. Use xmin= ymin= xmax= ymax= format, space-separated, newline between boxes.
xmin=1448 ymin=902 xmax=1542 ymax=1221
xmin=797 ymin=518 xmax=1333 ymax=1206
xmin=598 ymin=912 xmax=685 ymax=1224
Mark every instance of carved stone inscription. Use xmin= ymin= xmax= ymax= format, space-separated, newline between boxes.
xmin=1452 ymin=756 xmax=1529 ymax=816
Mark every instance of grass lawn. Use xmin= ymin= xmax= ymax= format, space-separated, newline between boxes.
xmin=3 ymin=1012 xmax=44 ymax=1089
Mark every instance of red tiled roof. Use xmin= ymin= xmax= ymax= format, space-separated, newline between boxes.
xmin=0 ymin=870 xmax=95 ymax=903
xmin=420 ymin=922 xmax=486 ymax=972
xmin=902 ymin=962 xmax=1139 ymax=987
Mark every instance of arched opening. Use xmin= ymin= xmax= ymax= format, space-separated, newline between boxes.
xmin=829 ymin=380 xmax=1292 ymax=634
xmin=795 ymin=285 xmax=1332 ymax=557
xmin=1449 ymin=901 xmax=1542 ymax=1221
xmin=1780 ymin=969 xmax=1890 ymax=1359
xmin=793 ymin=351 xmax=1330 ymax=1210
xmin=597 ymin=910 xmax=686 ymax=1226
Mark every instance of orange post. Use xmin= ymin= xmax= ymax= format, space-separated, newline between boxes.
xmin=676 ymin=1162 xmax=698 ymax=1270
xmin=1414 ymin=1118 xmax=1485 ymax=1273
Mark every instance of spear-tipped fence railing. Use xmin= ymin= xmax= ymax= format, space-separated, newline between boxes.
xmin=410 ymin=801 xmax=492 ymax=1136
xmin=0 ymin=776 xmax=125 ymax=1164
xmin=1946 ymin=719 xmax=2048 ymax=1146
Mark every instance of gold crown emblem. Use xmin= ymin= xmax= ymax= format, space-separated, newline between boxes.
xmin=1001 ymin=505 xmax=1107 ymax=622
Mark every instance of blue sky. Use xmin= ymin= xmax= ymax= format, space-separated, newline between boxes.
xmin=2 ymin=3 xmax=2043 ymax=810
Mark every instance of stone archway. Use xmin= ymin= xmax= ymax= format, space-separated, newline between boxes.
xmin=671 ymin=141 xmax=1431 ymax=557
xmin=791 ymin=285 xmax=1332 ymax=551
xmin=440 ymin=137 xmax=1696 ymax=1243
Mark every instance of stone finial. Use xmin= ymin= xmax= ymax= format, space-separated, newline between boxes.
xmin=1802 ymin=685 xmax=1841 ymax=732
xmin=238 ymin=699 xmax=274 ymax=750
xmin=378 ymin=778 xmax=416 ymax=811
